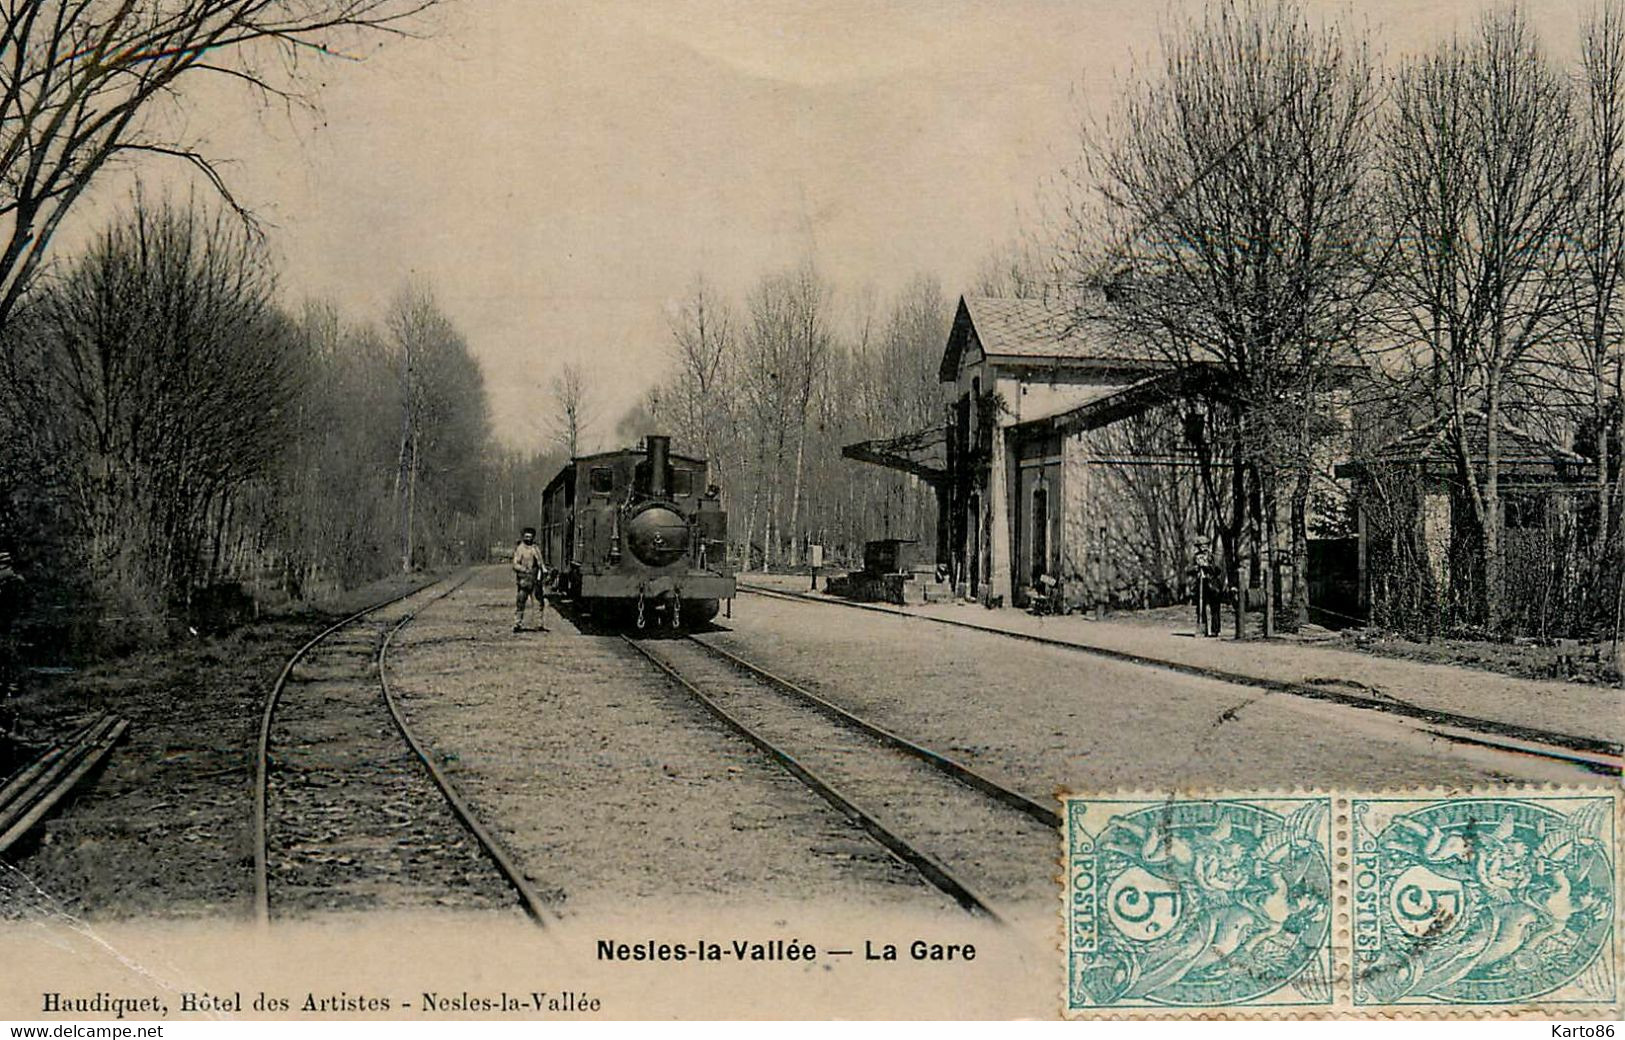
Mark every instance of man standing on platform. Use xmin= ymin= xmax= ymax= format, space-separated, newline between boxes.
xmin=1193 ymin=536 xmax=1224 ymax=638
xmin=512 ymin=526 xmax=546 ymax=633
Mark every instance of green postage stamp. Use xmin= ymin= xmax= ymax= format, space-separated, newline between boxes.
xmin=1064 ymin=789 xmax=1620 ymax=1017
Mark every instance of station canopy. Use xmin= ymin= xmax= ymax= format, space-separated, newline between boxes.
xmin=841 ymin=426 xmax=948 ymax=485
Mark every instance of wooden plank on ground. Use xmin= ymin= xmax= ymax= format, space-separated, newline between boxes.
xmin=0 ymin=716 xmax=126 ymax=855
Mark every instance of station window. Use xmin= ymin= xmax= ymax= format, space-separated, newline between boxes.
xmin=589 ymin=466 xmax=614 ymax=494
xmin=670 ymin=469 xmax=694 ymax=496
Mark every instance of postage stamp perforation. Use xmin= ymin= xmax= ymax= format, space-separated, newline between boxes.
xmin=1061 ymin=785 xmax=1621 ymax=1019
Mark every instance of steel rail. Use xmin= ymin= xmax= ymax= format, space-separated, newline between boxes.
xmin=685 ymin=635 xmax=1061 ymax=829
xmin=621 ymin=634 xmax=1002 ymax=921
xmin=252 ymin=574 xmax=455 ymax=926
xmin=1418 ymin=727 xmax=1623 ymax=776
xmin=737 ymin=583 xmax=1623 ymax=775
xmin=376 ymin=578 xmax=554 ymax=926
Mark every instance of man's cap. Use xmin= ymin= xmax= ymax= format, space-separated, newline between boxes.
xmin=521 ymin=526 xmax=536 ymax=536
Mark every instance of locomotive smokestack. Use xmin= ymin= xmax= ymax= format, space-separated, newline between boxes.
xmin=646 ymin=434 xmax=670 ymax=498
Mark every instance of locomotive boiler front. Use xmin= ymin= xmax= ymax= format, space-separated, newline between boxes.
xmin=625 ymin=505 xmax=690 ymax=567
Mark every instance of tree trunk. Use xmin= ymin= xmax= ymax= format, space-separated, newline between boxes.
xmin=742 ymin=453 xmax=762 ymax=573
xmin=788 ymin=427 xmax=806 ymax=568
xmin=1230 ymin=414 xmax=1247 ymax=639
xmin=1289 ymin=462 xmax=1311 ymax=630
xmin=397 ymin=438 xmax=412 ymax=574
xmin=1260 ymin=462 xmax=1275 ymax=638
xmin=1484 ymin=373 xmax=1503 ymax=632
xmin=1612 ymin=359 xmax=1624 ymax=553
xmin=763 ymin=489 xmax=776 ymax=572
xmin=1613 ymin=543 xmax=1625 ymax=681
xmin=208 ymin=489 xmax=231 ymax=587
xmin=1597 ymin=371 xmax=1612 ymax=549
xmin=765 ymin=429 xmax=786 ymax=571
xmin=403 ymin=431 xmax=419 ymax=573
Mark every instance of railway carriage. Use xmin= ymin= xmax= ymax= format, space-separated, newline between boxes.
xmin=540 ymin=435 xmax=733 ymax=628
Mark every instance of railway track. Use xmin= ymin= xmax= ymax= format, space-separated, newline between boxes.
xmin=620 ymin=633 xmax=1058 ymax=921
xmin=738 ymin=583 xmax=1623 ymax=779
xmin=253 ymin=573 xmax=550 ymax=925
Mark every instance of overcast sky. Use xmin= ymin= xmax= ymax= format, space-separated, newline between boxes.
xmin=64 ymin=0 xmax=1593 ymax=451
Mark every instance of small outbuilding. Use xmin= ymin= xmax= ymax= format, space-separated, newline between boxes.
xmin=1334 ymin=409 xmax=1596 ymax=628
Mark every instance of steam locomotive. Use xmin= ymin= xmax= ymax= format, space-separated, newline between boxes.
xmin=539 ymin=435 xmax=734 ymax=629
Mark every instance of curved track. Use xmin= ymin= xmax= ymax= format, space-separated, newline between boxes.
xmin=738 ymin=583 xmax=1622 ymax=778
xmin=253 ymin=573 xmax=550 ymax=925
xmin=621 ymin=633 xmax=1058 ymax=920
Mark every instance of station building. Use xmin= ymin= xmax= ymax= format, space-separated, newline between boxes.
xmin=845 ymin=292 xmax=1359 ymax=616
xmin=849 ymin=294 xmax=1223 ymax=610
xmin=852 ymin=290 xmax=1606 ymax=632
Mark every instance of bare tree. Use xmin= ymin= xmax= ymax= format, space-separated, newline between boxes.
xmin=1567 ymin=2 xmax=1625 ymax=641
xmin=10 ymin=195 xmax=301 ymax=626
xmin=0 ymin=1 xmax=443 ymax=337
xmin=782 ymin=263 xmax=833 ymax=567
xmin=550 ymin=361 xmax=594 ymax=458
xmin=973 ymin=238 xmax=1050 ymax=300
xmin=1576 ymin=4 xmax=1625 ymax=521
xmin=666 ymin=275 xmax=736 ymax=478
xmin=1075 ymin=0 xmax=1379 ymax=633
xmin=1378 ymin=7 xmax=1577 ymax=631
xmin=732 ymin=263 xmax=836 ymax=569
xmin=387 ymin=281 xmax=488 ymax=572
xmin=738 ymin=274 xmax=790 ymax=569
xmin=862 ymin=275 xmax=949 ymax=541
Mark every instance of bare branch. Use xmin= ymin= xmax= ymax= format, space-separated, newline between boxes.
xmin=0 ymin=0 xmax=446 ymax=336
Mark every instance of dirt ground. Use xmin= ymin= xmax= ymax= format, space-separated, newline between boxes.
xmin=0 ymin=571 xmax=440 ymax=920
xmin=3 ymin=563 xmax=1600 ymax=926
xmin=986 ymin=598 xmax=1622 ymax=686
xmin=2 ymin=567 xmax=969 ymax=923
xmin=1032 ymin=598 xmax=1623 ymax=687
xmin=707 ymin=592 xmax=1581 ymax=794
xmin=747 ymin=575 xmax=1624 ymax=747
xmin=1332 ymin=629 xmax=1621 ymax=685
xmin=384 ymin=568 xmax=958 ymax=918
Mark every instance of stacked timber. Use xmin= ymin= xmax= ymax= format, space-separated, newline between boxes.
xmin=0 ymin=714 xmax=127 ymax=855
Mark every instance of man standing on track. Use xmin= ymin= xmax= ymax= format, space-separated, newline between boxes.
xmin=512 ymin=526 xmax=546 ymax=633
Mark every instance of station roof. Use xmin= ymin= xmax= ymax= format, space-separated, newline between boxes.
xmin=841 ymin=426 xmax=949 ymax=484
xmin=938 ymin=294 xmax=1166 ymax=383
xmin=1012 ymin=364 xmax=1232 ymax=437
